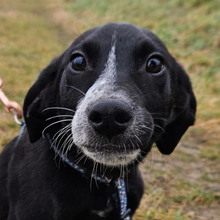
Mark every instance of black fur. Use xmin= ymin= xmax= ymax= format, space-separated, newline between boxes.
xmin=0 ymin=23 xmax=196 ymax=220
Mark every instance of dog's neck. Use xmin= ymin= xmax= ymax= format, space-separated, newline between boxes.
xmin=45 ymin=132 xmax=131 ymax=220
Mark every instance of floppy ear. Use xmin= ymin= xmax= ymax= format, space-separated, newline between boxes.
xmin=156 ymin=63 xmax=196 ymax=155
xmin=23 ymin=56 xmax=62 ymax=143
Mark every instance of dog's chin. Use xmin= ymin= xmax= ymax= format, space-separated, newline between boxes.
xmin=80 ymin=146 xmax=140 ymax=166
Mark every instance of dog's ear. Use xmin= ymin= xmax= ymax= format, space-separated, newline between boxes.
xmin=23 ymin=56 xmax=62 ymax=143
xmin=156 ymin=63 xmax=196 ymax=155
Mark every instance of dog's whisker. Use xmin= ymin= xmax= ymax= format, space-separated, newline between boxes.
xmin=66 ymin=85 xmax=86 ymax=96
xmin=63 ymin=137 xmax=74 ymax=157
xmin=123 ymin=142 xmax=127 ymax=154
xmin=51 ymin=131 xmax=71 ymax=156
xmin=74 ymin=146 xmax=87 ymax=165
xmin=52 ymin=124 xmax=72 ymax=142
xmin=95 ymin=162 xmax=99 ymax=188
xmin=52 ymin=134 xmax=70 ymax=158
xmin=42 ymin=119 xmax=72 ymax=138
xmin=129 ymin=138 xmax=136 ymax=150
xmin=99 ymin=162 xmax=102 ymax=173
xmin=90 ymin=162 xmax=97 ymax=190
xmin=135 ymin=157 xmax=142 ymax=164
xmin=65 ymin=138 xmax=73 ymax=154
xmin=46 ymin=115 xmax=74 ymax=121
xmin=153 ymin=117 xmax=166 ymax=121
xmin=49 ymin=125 xmax=72 ymax=159
xmin=67 ymin=139 xmax=75 ymax=152
xmin=42 ymin=107 xmax=75 ymax=113
xmin=83 ymin=155 xmax=88 ymax=164
xmin=60 ymin=134 xmax=73 ymax=156
xmin=52 ymin=130 xmax=72 ymax=156
xmin=57 ymin=151 xmax=64 ymax=169
xmin=139 ymin=125 xmax=154 ymax=132
xmin=150 ymin=112 xmax=169 ymax=116
xmin=56 ymin=131 xmax=71 ymax=153
xmin=154 ymin=124 xmax=165 ymax=133
xmin=52 ymin=130 xmax=70 ymax=157
xmin=103 ymin=165 xmax=108 ymax=177
xmin=74 ymin=149 xmax=83 ymax=160
xmin=120 ymin=164 xmax=124 ymax=180
xmin=134 ymin=134 xmax=143 ymax=146
xmin=75 ymin=154 xmax=86 ymax=165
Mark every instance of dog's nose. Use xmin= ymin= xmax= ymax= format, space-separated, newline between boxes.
xmin=88 ymin=99 xmax=133 ymax=139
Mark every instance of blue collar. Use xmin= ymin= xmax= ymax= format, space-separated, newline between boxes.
xmin=18 ymin=123 xmax=130 ymax=220
xmin=46 ymin=133 xmax=131 ymax=220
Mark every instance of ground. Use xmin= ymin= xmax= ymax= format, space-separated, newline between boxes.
xmin=0 ymin=0 xmax=220 ymax=219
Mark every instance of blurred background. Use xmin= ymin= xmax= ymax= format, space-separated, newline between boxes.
xmin=0 ymin=0 xmax=219 ymax=219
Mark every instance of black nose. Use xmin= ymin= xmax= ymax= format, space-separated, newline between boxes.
xmin=88 ymin=99 xmax=133 ymax=139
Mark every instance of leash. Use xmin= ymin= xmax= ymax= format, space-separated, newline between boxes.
xmin=18 ymin=121 xmax=26 ymax=138
xmin=46 ymin=133 xmax=131 ymax=220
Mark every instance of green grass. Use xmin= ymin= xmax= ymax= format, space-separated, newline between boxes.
xmin=200 ymin=144 xmax=220 ymax=161
xmin=0 ymin=0 xmax=69 ymax=149
xmin=66 ymin=0 xmax=220 ymax=123
xmin=1 ymin=0 xmax=220 ymax=219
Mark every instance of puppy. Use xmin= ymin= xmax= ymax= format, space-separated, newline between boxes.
xmin=0 ymin=22 xmax=196 ymax=220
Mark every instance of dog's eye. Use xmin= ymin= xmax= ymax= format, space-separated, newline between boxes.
xmin=70 ymin=54 xmax=86 ymax=71
xmin=146 ymin=57 xmax=164 ymax=74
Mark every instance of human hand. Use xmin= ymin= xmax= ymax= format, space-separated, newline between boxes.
xmin=0 ymin=78 xmax=23 ymax=119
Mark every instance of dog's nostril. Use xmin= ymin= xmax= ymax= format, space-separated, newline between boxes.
xmin=115 ymin=112 xmax=132 ymax=124
xmin=89 ymin=111 xmax=103 ymax=124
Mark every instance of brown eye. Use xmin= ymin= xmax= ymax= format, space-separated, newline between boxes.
xmin=70 ymin=54 xmax=86 ymax=71
xmin=146 ymin=57 xmax=164 ymax=73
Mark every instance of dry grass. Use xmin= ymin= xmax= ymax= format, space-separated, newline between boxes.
xmin=0 ymin=0 xmax=220 ymax=219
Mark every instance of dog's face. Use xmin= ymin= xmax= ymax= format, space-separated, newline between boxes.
xmin=24 ymin=23 xmax=196 ymax=167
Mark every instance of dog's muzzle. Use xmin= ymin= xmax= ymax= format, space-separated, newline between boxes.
xmin=71 ymin=93 xmax=154 ymax=166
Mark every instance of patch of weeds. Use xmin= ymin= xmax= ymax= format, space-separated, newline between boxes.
xmin=176 ymin=181 xmax=194 ymax=191
xmin=172 ymin=195 xmax=186 ymax=204
xmin=200 ymin=173 xmax=219 ymax=183
xmin=175 ymin=210 xmax=185 ymax=220
xmin=174 ymin=166 xmax=183 ymax=173
xmin=187 ymin=188 xmax=216 ymax=206
xmin=145 ymin=208 xmax=156 ymax=219
xmin=7 ymin=122 xmax=19 ymax=129
xmin=187 ymin=0 xmax=215 ymax=8
xmin=212 ymin=87 xmax=220 ymax=95
xmin=199 ymin=144 xmax=220 ymax=161
xmin=178 ymin=152 xmax=196 ymax=162
xmin=154 ymin=169 xmax=165 ymax=178
xmin=214 ymin=194 xmax=220 ymax=204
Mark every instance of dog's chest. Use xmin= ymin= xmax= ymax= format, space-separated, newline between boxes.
xmin=91 ymin=198 xmax=113 ymax=218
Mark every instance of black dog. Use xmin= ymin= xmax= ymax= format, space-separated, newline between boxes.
xmin=0 ymin=23 xmax=196 ymax=220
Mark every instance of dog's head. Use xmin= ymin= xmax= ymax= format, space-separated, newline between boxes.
xmin=23 ymin=23 xmax=196 ymax=167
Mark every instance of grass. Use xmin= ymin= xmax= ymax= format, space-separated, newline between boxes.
xmin=0 ymin=0 xmax=68 ymax=149
xmin=0 ymin=0 xmax=220 ymax=219
xmin=200 ymin=144 xmax=220 ymax=161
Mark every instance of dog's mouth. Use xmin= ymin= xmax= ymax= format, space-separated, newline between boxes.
xmin=72 ymin=126 xmax=152 ymax=166
xmin=80 ymin=144 xmax=141 ymax=166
